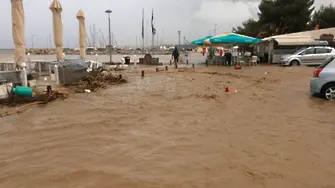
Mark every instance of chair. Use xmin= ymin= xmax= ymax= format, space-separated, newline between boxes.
xmin=236 ymin=56 xmax=245 ymax=66
xmin=250 ymin=56 xmax=258 ymax=66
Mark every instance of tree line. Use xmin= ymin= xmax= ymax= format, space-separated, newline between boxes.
xmin=232 ymin=0 xmax=335 ymax=38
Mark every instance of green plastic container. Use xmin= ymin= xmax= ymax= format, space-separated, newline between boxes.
xmin=12 ymin=86 xmax=33 ymax=97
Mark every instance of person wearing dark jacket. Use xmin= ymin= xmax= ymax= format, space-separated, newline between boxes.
xmin=172 ymin=47 xmax=180 ymax=63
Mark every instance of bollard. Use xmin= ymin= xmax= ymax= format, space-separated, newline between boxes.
xmin=47 ymin=85 xmax=52 ymax=97
xmin=170 ymin=60 xmax=172 ymax=66
xmin=119 ymin=74 xmax=122 ymax=79
xmin=156 ymin=68 xmax=159 ymax=72
xmin=206 ymin=60 xmax=208 ymax=67
xmin=141 ymin=70 xmax=144 ymax=77
xmin=192 ymin=64 xmax=195 ymax=68
xmin=165 ymin=66 xmax=168 ymax=71
xmin=186 ymin=59 xmax=189 ymax=65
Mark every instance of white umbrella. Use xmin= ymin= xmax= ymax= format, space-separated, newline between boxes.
xmin=76 ymin=10 xmax=86 ymax=59
xmin=11 ymin=0 xmax=26 ymax=68
xmin=50 ymin=0 xmax=63 ymax=61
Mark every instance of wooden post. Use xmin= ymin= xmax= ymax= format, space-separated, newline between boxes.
xmin=119 ymin=74 xmax=122 ymax=79
xmin=170 ymin=60 xmax=172 ymax=66
xmin=47 ymin=85 xmax=52 ymax=97
xmin=186 ymin=59 xmax=189 ymax=65
xmin=156 ymin=68 xmax=159 ymax=72
xmin=192 ymin=64 xmax=195 ymax=68
xmin=141 ymin=70 xmax=144 ymax=77
xmin=165 ymin=66 xmax=168 ymax=71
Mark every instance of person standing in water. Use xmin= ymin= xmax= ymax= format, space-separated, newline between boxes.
xmin=172 ymin=47 xmax=180 ymax=63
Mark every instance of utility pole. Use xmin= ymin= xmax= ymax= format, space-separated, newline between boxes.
xmin=178 ymin=30 xmax=181 ymax=45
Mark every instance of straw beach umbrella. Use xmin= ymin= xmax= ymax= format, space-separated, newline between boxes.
xmin=50 ymin=0 xmax=63 ymax=61
xmin=76 ymin=10 xmax=86 ymax=59
xmin=11 ymin=0 xmax=26 ymax=68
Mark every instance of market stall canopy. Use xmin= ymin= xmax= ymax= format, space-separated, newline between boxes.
xmin=209 ymin=33 xmax=261 ymax=44
xmin=191 ymin=36 xmax=213 ymax=45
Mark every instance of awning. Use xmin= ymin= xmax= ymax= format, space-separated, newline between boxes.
xmin=274 ymin=37 xmax=314 ymax=46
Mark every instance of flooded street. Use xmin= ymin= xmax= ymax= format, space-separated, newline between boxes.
xmin=1 ymin=65 xmax=335 ymax=188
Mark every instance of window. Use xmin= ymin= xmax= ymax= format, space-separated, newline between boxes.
xmin=315 ymin=48 xmax=330 ymax=54
xmin=319 ymin=56 xmax=335 ymax=68
xmin=301 ymin=48 xmax=314 ymax=55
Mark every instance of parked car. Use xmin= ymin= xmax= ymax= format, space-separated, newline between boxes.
xmin=280 ymin=46 xmax=335 ymax=66
xmin=310 ymin=56 xmax=335 ymax=100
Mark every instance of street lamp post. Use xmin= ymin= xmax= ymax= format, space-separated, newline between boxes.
xmin=214 ymin=24 xmax=217 ymax=36
xmin=177 ymin=31 xmax=181 ymax=45
xmin=105 ymin=9 xmax=112 ymax=62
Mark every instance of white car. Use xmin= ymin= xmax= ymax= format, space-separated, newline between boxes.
xmin=280 ymin=46 xmax=335 ymax=66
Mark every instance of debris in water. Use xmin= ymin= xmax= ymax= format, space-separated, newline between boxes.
xmin=73 ymin=70 xmax=128 ymax=93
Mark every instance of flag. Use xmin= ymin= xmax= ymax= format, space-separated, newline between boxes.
xmin=151 ymin=9 xmax=156 ymax=35
xmin=142 ymin=9 xmax=144 ymax=39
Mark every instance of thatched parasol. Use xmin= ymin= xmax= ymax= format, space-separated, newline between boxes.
xmin=76 ymin=10 xmax=86 ymax=59
xmin=11 ymin=0 xmax=26 ymax=68
xmin=50 ymin=0 xmax=63 ymax=61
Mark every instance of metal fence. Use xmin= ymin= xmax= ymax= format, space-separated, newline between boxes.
xmin=0 ymin=59 xmax=90 ymax=85
xmin=0 ymin=63 xmax=15 ymax=72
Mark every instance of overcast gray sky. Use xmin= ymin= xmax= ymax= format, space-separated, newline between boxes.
xmin=0 ymin=0 xmax=332 ymax=49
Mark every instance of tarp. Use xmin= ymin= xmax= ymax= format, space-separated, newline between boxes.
xmin=209 ymin=33 xmax=261 ymax=44
xmin=191 ymin=36 xmax=213 ymax=45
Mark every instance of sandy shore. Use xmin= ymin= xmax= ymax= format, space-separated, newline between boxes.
xmin=1 ymin=64 xmax=335 ymax=188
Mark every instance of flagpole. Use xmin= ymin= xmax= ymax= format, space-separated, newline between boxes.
xmin=142 ymin=8 xmax=144 ymax=51
xmin=151 ymin=9 xmax=154 ymax=49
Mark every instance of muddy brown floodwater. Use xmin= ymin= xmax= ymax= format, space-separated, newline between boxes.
xmin=1 ymin=65 xmax=335 ymax=188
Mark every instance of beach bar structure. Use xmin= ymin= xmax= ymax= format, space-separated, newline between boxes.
xmin=252 ymin=27 xmax=335 ymax=64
